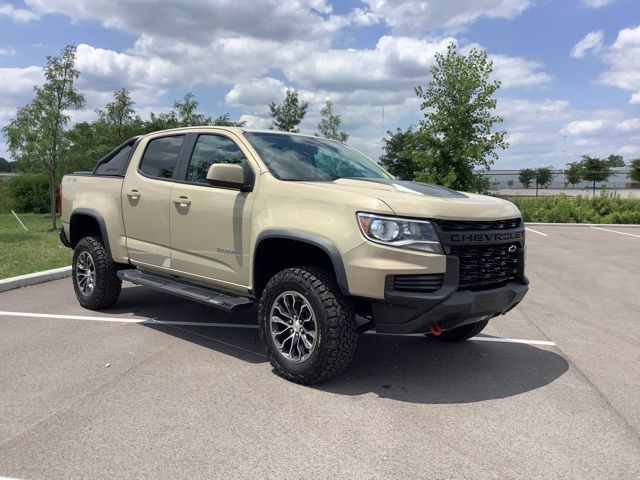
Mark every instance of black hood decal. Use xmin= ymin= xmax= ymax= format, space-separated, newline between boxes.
xmin=343 ymin=178 xmax=468 ymax=198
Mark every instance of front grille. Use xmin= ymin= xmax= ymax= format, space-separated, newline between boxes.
xmin=450 ymin=243 xmax=519 ymax=290
xmin=392 ymin=274 xmax=444 ymax=293
xmin=433 ymin=218 xmax=521 ymax=231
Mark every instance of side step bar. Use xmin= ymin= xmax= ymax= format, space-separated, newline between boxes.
xmin=118 ymin=269 xmax=254 ymax=313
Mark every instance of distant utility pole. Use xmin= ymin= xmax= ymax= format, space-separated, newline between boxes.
xmin=381 ymin=107 xmax=385 ymax=143
xmin=562 ymin=135 xmax=567 ymax=158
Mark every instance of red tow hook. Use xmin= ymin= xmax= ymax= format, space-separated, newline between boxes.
xmin=429 ymin=323 xmax=442 ymax=336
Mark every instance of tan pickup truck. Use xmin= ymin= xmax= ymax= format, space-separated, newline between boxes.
xmin=60 ymin=126 xmax=528 ymax=384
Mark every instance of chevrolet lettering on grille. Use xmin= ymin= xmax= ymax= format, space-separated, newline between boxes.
xmin=446 ymin=230 xmax=524 ymax=244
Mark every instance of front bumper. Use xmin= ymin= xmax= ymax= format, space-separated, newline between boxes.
xmin=371 ymin=256 xmax=529 ymax=334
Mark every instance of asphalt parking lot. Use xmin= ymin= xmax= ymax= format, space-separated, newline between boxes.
xmin=1 ymin=225 xmax=639 ymax=479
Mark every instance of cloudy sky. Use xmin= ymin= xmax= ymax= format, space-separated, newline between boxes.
xmin=0 ymin=0 xmax=639 ymax=168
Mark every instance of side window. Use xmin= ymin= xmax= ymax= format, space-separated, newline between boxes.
xmin=139 ymin=136 xmax=184 ymax=179
xmin=186 ymin=135 xmax=248 ymax=184
xmin=94 ymin=144 xmax=133 ymax=176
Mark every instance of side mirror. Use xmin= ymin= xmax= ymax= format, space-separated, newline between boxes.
xmin=206 ymin=163 xmax=251 ymax=191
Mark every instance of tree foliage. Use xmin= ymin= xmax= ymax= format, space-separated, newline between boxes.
xmin=519 ymin=168 xmax=536 ymax=188
xmin=212 ymin=113 xmax=246 ymax=127
xmin=317 ymin=100 xmax=348 ymax=142
xmin=0 ymin=157 xmax=12 ymax=172
xmin=565 ymin=162 xmax=583 ymax=187
xmin=2 ymin=45 xmax=85 ymax=229
xmin=629 ymin=158 xmax=640 ymax=184
xmin=535 ymin=167 xmax=553 ymax=188
xmin=409 ymin=43 xmax=507 ymax=191
xmin=580 ymin=155 xmax=614 ymax=194
xmin=379 ymin=128 xmax=421 ymax=180
xmin=606 ymin=154 xmax=625 ymax=168
xmin=269 ymin=89 xmax=309 ymax=132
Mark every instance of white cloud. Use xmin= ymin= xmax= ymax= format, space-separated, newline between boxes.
xmin=358 ymin=0 xmax=531 ymax=34
xmin=25 ymin=0 xmax=344 ymax=42
xmin=582 ymin=0 xmax=616 ymax=7
xmin=490 ymin=54 xmax=553 ymax=87
xmin=0 ymin=3 xmax=39 ymax=22
xmin=595 ymin=25 xmax=640 ymax=104
xmin=570 ymin=30 xmax=604 ymax=58
xmin=616 ymin=118 xmax=640 ymax=132
xmin=617 ymin=145 xmax=640 ymax=156
xmin=0 ymin=46 xmax=16 ymax=56
xmin=561 ymin=119 xmax=606 ymax=136
xmin=0 ymin=66 xmax=43 ymax=105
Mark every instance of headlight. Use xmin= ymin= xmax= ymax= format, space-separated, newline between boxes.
xmin=356 ymin=213 xmax=443 ymax=253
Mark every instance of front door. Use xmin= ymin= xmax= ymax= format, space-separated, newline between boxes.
xmin=122 ymin=134 xmax=185 ymax=269
xmin=169 ymin=133 xmax=256 ymax=291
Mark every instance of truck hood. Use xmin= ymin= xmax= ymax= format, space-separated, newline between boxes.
xmin=309 ymin=178 xmax=521 ymax=220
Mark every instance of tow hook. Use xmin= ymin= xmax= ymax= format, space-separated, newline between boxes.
xmin=429 ymin=323 xmax=442 ymax=336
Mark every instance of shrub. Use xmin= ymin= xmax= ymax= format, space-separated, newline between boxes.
xmin=8 ymin=173 xmax=50 ymax=213
xmin=506 ymin=193 xmax=640 ymax=224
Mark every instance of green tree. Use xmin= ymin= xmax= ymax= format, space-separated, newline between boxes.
xmin=379 ymin=128 xmax=420 ymax=180
xmin=269 ymin=89 xmax=309 ymax=132
xmin=506 ymin=179 xmax=514 ymax=189
xmin=409 ymin=42 xmax=507 ymax=191
xmin=580 ymin=155 xmax=613 ymax=195
xmin=519 ymin=168 xmax=536 ymax=188
xmin=2 ymin=45 xmax=85 ymax=228
xmin=173 ymin=92 xmax=212 ymax=127
xmin=628 ymin=158 xmax=640 ymax=184
xmin=96 ymin=89 xmax=141 ymax=145
xmin=0 ymin=157 xmax=12 ymax=172
xmin=607 ymin=154 xmax=625 ymax=168
xmin=317 ymin=100 xmax=348 ymax=142
xmin=535 ymin=167 xmax=553 ymax=188
xmin=564 ymin=162 xmax=583 ymax=188
xmin=212 ymin=113 xmax=246 ymax=127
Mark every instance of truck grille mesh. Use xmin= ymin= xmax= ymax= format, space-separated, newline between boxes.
xmin=449 ymin=243 xmax=520 ymax=290
xmin=434 ymin=218 xmax=521 ymax=231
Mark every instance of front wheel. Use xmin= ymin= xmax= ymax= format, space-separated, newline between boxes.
xmin=258 ymin=267 xmax=357 ymax=385
xmin=72 ymin=236 xmax=122 ymax=310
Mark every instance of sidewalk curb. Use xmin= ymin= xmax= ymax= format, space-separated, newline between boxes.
xmin=0 ymin=266 xmax=72 ymax=293
xmin=525 ymin=223 xmax=640 ymax=228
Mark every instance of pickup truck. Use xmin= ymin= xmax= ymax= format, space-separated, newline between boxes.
xmin=60 ymin=126 xmax=528 ymax=384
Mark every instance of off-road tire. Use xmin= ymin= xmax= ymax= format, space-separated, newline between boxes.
xmin=72 ymin=236 xmax=121 ymax=310
xmin=434 ymin=319 xmax=489 ymax=342
xmin=258 ymin=267 xmax=357 ymax=385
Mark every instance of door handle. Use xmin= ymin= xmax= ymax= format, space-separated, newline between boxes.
xmin=126 ymin=189 xmax=140 ymax=199
xmin=173 ymin=195 xmax=191 ymax=207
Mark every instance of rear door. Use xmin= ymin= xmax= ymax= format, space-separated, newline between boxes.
xmin=122 ymin=134 xmax=186 ymax=269
xmin=169 ymin=132 xmax=256 ymax=291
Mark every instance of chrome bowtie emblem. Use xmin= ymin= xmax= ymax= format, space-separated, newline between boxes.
xmin=508 ymin=245 xmax=517 ymax=253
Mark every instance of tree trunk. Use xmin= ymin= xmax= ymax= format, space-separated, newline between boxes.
xmin=592 ymin=180 xmax=596 ymax=196
xmin=49 ymin=167 xmax=57 ymax=230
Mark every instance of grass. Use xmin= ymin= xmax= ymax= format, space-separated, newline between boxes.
xmin=0 ymin=213 xmax=72 ymax=279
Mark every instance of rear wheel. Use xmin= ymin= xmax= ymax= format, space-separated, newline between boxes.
xmin=72 ymin=236 xmax=121 ymax=310
xmin=433 ymin=319 xmax=489 ymax=342
xmin=258 ymin=267 xmax=357 ymax=385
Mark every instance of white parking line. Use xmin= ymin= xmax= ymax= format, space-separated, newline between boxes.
xmin=525 ymin=227 xmax=549 ymax=237
xmin=469 ymin=337 xmax=555 ymax=346
xmin=0 ymin=310 xmax=555 ymax=347
xmin=0 ymin=310 xmax=258 ymax=328
xmin=590 ymin=226 xmax=640 ymax=238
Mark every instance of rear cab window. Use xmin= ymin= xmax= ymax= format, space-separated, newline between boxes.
xmin=139 ymin=136 xmax=185 ymax=179
xmin=94 ymin=143 xmax=134 ymax=176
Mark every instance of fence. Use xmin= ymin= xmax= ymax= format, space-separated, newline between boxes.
xmin=479 ymin=170 xmax=638 ymax=197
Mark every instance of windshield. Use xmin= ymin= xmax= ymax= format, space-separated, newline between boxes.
xmin=243 ymin=132 xmax=392 ymax=181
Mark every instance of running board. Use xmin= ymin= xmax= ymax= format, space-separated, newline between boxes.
xmin=118 ymin=270 xmax=254 ymax=313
